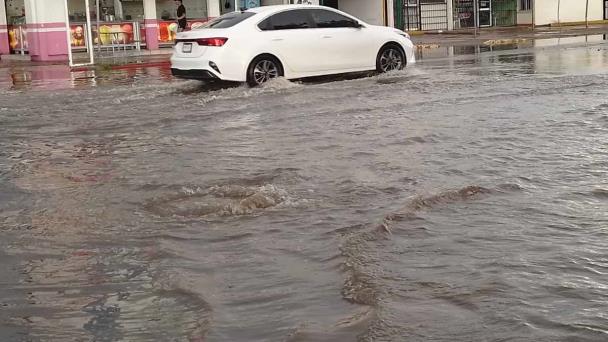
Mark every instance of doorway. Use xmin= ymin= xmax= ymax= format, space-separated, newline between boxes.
xmin=478 ymin=0 xmax=491 ymax=27
xmin=4 ymin=0 xmax=27 ymax=54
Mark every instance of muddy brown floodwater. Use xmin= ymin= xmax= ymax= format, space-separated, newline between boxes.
xmin=1 ymin=41 xmax=608 ymax=342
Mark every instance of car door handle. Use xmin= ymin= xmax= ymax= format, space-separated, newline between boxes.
xmin=322 ymin=35 xmax=332 ymax=39
xmin=271 ymin=38 xmax=284 ymax=41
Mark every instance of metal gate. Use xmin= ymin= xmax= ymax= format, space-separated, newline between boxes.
xmin=398 ymin=0 xmax=448 ymax=31
xmin=491 ymin=0 xmax=516 ymax=26
xmin=403 ymin=0 xmax=420 ymax=30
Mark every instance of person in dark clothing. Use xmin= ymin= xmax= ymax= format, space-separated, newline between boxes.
xmin=175 ymin=0 xmax=187 ymax=32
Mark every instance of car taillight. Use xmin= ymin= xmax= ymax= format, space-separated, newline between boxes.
xmin=196 ymin=38 xmax=228 ymax=46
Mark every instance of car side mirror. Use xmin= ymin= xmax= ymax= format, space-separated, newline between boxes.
xmin=353 ymin=21 xmax=363 ymax=29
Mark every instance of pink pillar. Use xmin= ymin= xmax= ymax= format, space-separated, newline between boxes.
xmin=0 ymin=25 xmax=9 ymax=56
xmin=144 ymin=19 xmax=159 ymax=50
xmin=0 ymin=0 xmax=8 ymax=56
xmin=23 ymin=0 xmax=70 ymax=62
xmin=27 ymin=23 xmax=69 ymax=62
xmin=143 ymin=0 xmax=160 ymax=51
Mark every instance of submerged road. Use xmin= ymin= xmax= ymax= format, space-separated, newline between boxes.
xmin=1 ymin=40 xmax=608 ymax=341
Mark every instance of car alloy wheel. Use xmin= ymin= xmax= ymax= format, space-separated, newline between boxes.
xmin=253 ymin=59 xmax=279 ymax=85
xmin=379 ymin=47 xmax=404 ymax=72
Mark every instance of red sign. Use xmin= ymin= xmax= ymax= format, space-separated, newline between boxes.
xmin=154 ymin=19 xmax=209 ymax=44
xmin=71 ymin=25 xmax=86 ymax=47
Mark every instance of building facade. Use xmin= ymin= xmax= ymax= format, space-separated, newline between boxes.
xmin=0 ymin=0 xmax=392 ymax=61
xmin=521 ymin=0 xmax=607 ymax=26
xmin=393 ymin=0 xmax=608 ymax=32
xmin=4 ymin=0 xmax=605 ymax=62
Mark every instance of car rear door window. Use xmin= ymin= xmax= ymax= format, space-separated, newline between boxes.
xmin=259 ymin=10 xmax=312 ymax=31
xmin=311 ymin=9 xmax=358 ymax=28
xmin=199 ymin=11 xmax=255 ymax=29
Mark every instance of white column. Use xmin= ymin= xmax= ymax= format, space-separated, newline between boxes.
xmin=114 ymin=0 xmax=124 ymax=20
xmin=208 ymin=0 xmax=221 ymax=18
xmin=387 ymin=0 xmax=395 ymax=27
xmin=0 ymin=0 xmax=7 ymax=25
xmin=447 ymin=0 xmax=453 ymax=30
xmin=143 ymin=0 xmax=157 ymax=20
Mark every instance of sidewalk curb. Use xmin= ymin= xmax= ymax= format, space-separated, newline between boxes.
xmin=71 ymin=60 xmax=170 ymax=72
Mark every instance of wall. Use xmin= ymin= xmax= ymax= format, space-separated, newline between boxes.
xmin=339 ymin=0 xmax=383 ymax=25
xmin=25 ymin=0 xmax=68 ymax=23
xmin=5 ymin=0 xmax=25 ymax=20
xmin=67 ymin=0 xmax=86 ymax=13
xmin=535 ymin=0 xmax=604 ymax=26
xmin=122 ymin=2 xmax=145 ymax=20
xmin=517 ymin=10 xmax=532 ymax=25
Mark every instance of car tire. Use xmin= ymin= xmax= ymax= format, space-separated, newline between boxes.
xmin=376 ymin=44 xmax=406 ymax=73
xmin=246 ymin=55 xmax=284 ymax=87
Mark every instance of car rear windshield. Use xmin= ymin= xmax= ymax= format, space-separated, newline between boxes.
xmin=197 ymin=11 xmax=255 ymax=29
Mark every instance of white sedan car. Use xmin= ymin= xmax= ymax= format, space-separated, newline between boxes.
xmin=171 ymin=5 xmax=415 ymax=86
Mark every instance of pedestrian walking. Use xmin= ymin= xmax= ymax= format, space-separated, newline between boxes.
xmin=175 ymin=0 xmax=187 ymax=32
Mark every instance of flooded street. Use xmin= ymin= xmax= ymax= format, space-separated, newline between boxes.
xmin=1 ymin=41 xmax=608 ymax=341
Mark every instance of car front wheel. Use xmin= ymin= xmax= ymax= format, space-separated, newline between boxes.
xmin=246 ymin=55 xmax=283 ymax=87
xmin=376 ymin=45 xmax=406 ymax=73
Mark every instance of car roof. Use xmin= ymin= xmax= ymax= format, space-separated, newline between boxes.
xmin=246 ymin=5 xmax=326 ymax=14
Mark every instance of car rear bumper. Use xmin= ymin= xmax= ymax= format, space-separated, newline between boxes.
xmin=171 ymin=68 xmax=219 ymax=80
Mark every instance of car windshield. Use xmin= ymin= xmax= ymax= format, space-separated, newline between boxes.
xmin=197 ymin=11 xmax=255 ymax=29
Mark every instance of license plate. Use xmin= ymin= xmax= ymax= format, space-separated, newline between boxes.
xmin=182 ymin=43 xmax=192 ymax=53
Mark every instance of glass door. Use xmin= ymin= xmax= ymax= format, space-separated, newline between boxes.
xmin=478 ymin=0 xmax=491 ymax=27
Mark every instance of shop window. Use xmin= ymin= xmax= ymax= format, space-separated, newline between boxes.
xmin=520 ymin=0 xmax=531 ymax=11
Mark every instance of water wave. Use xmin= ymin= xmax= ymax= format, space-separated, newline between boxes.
xmin=338 ymin=184 xmax=522 ymax=340
xmin=144 ymin=183 xmax=291 ymax=218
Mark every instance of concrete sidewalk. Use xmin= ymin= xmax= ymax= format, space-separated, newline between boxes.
xmin=411 ymin=23 xmax=608 ymax=46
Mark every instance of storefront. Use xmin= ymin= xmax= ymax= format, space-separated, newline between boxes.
xmin=394 ymin=0 xmax=449 ymax=31
xmin=3 ymin=0 xmax=27 ymax=55
xmin=66 ymin=0 xmax=213 ymax=51
xmin=0 ymin=0 xmax=216 ymax=58
xmin=453 ymin=0 xmax=516 ymax=28
xmin=393 ymin=0 xmax=517 ymax=31
xmin=1 ymin=0 xmax=392 ymax=61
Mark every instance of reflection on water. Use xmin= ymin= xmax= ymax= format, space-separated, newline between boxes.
xmin=0 ymin=64 xmax=175 ymax=91
xmin=416 ymin=34 xmax=608 ymax=76
xmin=416 ymin=34 xmax=608 ymax=60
